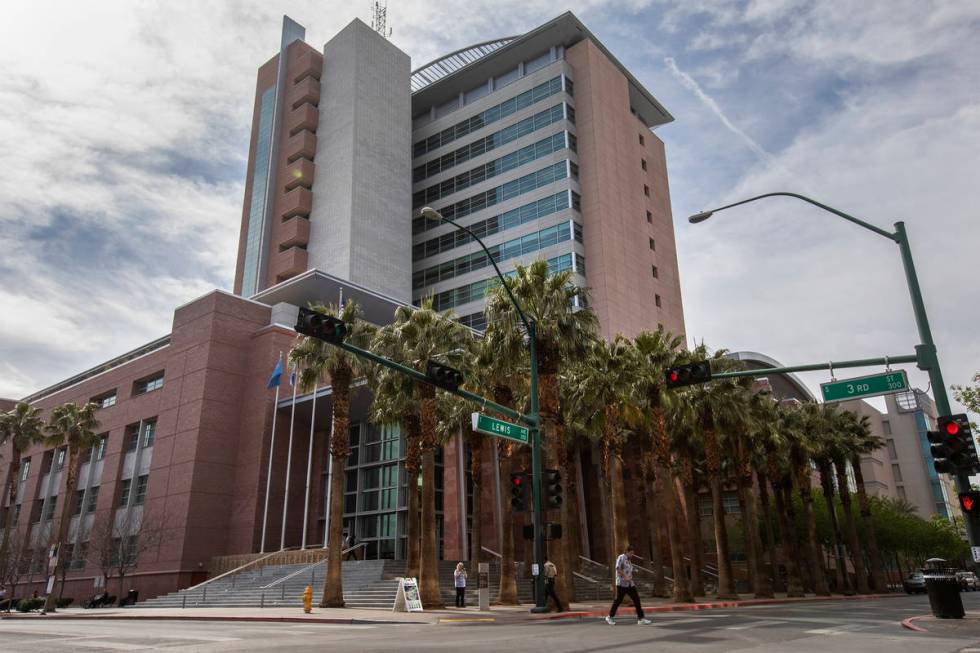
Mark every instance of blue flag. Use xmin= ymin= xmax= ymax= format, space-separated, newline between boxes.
xmin=267 ymin=356 xmax=283 ymax=389
xmin=289 ymin=370 xmax=297 ymax=387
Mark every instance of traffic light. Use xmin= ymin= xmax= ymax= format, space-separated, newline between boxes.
xmin=510 ymin=472 xmax=529 ymax=512
xmin=543 ymin=469 xmax=563 ymax=509
xmin=959 ymin=491 xmax=980 ymax=515
xmin=295 ymin=306 xmax=347 ymax=344
xmin=426 ymin=360 xmax=464 ymax=391
xmin=929 ymin=414 xmax=979 ymax=475
xmin=664 ymin=361 xmax=712 ymax=389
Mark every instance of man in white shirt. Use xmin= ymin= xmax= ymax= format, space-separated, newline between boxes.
xmin=605 ymin=544 xmax=651 ymax=625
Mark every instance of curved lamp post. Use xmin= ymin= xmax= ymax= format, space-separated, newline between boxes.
xmin=420 ymin=207 xmax=548 ymax=612
xmin=688 ymin=192 xmax=977 ymax=546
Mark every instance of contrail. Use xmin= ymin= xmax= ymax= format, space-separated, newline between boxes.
xmin=664 ymin=56 xmax=773 ymax=163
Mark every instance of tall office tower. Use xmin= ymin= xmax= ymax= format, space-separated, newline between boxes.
xmin=234 ymin=17 xmax=412 ymax=302
xmin=409 ymin=13 xmax=685 ymax=339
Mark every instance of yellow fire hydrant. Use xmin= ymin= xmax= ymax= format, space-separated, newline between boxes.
xmin=303 ymin=585 xmax=313 ymax=614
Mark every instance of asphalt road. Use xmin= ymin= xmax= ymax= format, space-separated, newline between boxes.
xmin=1 ymin=593 xmax=978 ymax=652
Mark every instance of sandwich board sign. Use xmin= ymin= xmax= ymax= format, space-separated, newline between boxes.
xmin=393 ymin=577 xmax=423 ymax=612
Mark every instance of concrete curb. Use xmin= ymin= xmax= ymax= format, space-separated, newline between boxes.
xmin=900 ymin=615 xmax=929 ymax=632
xmin=0 ymin=613 xmax=421 ymax=626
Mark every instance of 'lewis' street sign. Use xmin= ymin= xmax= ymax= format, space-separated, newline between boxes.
xmin=821 ymin=370 xmax=909 ymax=402
xmin=472 ymin=412 xmax=529 ymax=445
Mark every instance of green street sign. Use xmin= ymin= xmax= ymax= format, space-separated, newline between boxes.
xmin=821 ymin=370 xmax=909 ymax=402
xmin=472 ymin=412 xmax=529 ymax=445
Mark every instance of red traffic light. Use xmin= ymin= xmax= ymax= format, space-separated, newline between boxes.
xmin=946 ymin=421 xmax=960 ymax=436
xmin=669 ymin=370 xmax=679 ymax=383
xmin=960 ymin=491 xmax=980 ymax=513
xmin=512 ymin=476 xmax=522 ymax=486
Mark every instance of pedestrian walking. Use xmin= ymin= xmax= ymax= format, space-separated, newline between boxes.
xmin=605 ymin=544 xmax=651 ymax=625
xmin=344 ymin=532 xmax=358 ymax=561
xmin=454 ymin=562 xmax=467 ymax=607
xmin=543 ymin=557 xmax=564 ymax=612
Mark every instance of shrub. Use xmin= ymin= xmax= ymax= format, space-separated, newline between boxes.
xmin=16 ymin=598 xmax=44 ymax=612
xmin=57 ymin=597 xmax=74 ymax=608
xmin=0 ymin=597 xmax=16 ymax=611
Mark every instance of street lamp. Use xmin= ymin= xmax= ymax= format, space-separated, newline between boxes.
xmin=688 ymin=191 xmax=978 ymax=545
xmin=419 ymin=207 xmax=548 ymax=613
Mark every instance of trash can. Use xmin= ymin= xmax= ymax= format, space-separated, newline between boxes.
xmin=924 ymin=558 xmax=963 ymax=619
xmin=127 ymin=589 xmax=139 ymax=606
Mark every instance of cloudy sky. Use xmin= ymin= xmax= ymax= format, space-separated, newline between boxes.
xmin=1 ymin=0 xmax=978 ymax=415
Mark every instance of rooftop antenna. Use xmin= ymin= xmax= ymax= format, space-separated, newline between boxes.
xmin=370 ymin=1 xmax=393 ymax=38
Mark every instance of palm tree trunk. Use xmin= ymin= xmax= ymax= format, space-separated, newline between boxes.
xmin=771 ymin=477 xmax=805 ymax=597
xmin=756 ymin=469 xmax=782 ymax=593
xmin=470 ymin=432 xmax=482 ymax=564
xmin=850 ymin=454 xmax=886 ymax=592
xmin=497 ymin=442 xmax=518 ymax=604
xmin=833 ymin=457 xmax=870 ymax=594
xmin=403 ymin=415 xmax=421 ymax=580
xmin=683 ymin=482 xmax=705 ymax=596
xmin=741 ymin=479 xmax=772 ymax=597
xmin=44 ymin=444 xmax=81 ymax=612
xmin=0 ymin=449 xmax=22 ymax=570
xmin=794 ymin=463 xmax=830 ymax=597
xmin=553 ymin=422 xmax=574 ymax=606
xmin=818 ymin=460 xmax=852 ymax=595
xmin=321 ymin=372 xmax=351 ymax=608
xmin=703 ymin=428 xmax=737 ymax=599
xmin=419 ymin=447 xmax=443 ymax=608
xmin=646 ymin=463 xmax=667 ymax=597
xmin=651 ymin=403 xmax=693 ymax=603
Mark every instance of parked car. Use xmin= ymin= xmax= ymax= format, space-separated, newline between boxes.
xmin=956 ymin=571 xmax=980 ymax=591
xmin=903 ymin=571 xmax=927 ymax=594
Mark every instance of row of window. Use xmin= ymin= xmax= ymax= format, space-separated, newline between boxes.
xmin=419 ymin=252 xmax=584 ymax=312
xmin=413 ymin=131 xmax=573 ymax=208
xmin=412 ymin=76 xmax=565 ymax=157
xmin=412 ymin=221 xmax=583 ymax=290
xmin=412 ymin=191 xmax=575 ymax=261
xmin=88 ymin=371 xmax=165 ymax=411
xmin=17 ymin=474 xmax=149 ymax=526
xmin=413 ymin=103 xmax=571 ymax=183
xmin=412 ymin=160 xmax=576 ymax=235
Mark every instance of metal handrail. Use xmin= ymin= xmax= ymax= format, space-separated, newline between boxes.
xmin=481 ymin=546 xmax=502 ymax=559
xmin=573 ymin=571 xmax=598 ymax=584
xmin=180 ymin=550 xmax=280 ymax=593
xmin=260 ymin=558 xmax=325 ymax=589
xmin=579 ymin=555 xmax=609 ymax=570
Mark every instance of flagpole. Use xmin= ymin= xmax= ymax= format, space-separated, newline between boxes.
xmin=301 ymin=381 xmax=317 ymax=549
xmin=281 ymin=364 xmax=299 ymax=550
xmin=323 ymin=441 xmax=333 ymax=548
xmin=260 ymin=354 xmax=284 ymax=554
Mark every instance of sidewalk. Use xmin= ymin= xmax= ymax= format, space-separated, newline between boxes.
xmin=0 ymin=592 xmax=903 ymax=625
xmin=902 ymin=610 xmax=980 ymax=637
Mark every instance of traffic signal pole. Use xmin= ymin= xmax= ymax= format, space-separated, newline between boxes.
xmin=528 ymin=321 xmax=548 ymax=613
xmin=689 ymin=193 xmax=978 ymax=547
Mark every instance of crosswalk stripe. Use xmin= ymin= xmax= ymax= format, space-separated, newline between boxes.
xmin=724 ymin=619 xmax=787 ymax=630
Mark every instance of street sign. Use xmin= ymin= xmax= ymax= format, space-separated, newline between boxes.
xmin=821 ymin=370 xmax=909 ymax=402
xmin=472 ymin=412 xmax=529 ymax=444
xmin=972 ymin=547 xmax=980 ymax=564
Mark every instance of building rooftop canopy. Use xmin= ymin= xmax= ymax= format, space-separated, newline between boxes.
xmin=410 ymin=11 xmax=673 ymax=129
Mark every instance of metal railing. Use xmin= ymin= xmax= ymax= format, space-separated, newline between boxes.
xmin=180 ymin=550 xmax=280 ymax=594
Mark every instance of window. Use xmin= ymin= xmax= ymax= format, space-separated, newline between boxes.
xmin=897 ymin=486 xmax=907 ymax=500
xmin=70 ymin=542 xmax=88 ymax=570
xmin=651 ymin=265 xmax=659 ymax=279
xmin=643 ymin=185 xmax=650 ymax=197
xmin=54 ymin=447 xmax=66 ymax=472
xmin=133 ymin=372 xmax=164 ymax=396
xmin=94 ymin=434 xmax=108 ymax=460
xmin=571 ymin=191 xmax=581 ymax=212
xmin=649 ymin=238 xmax=655 ymax=251
xmin=20 ymin=458 xmax=30 ymax=481
xmin=882 ymin=420 xmax=892 ymax=435
xmin=886 ymin=439 xmax=897 ymax=460
xmin=42 ymin=497 xmax=57 ymax=521
xmin=73 ymin=490 xmax=85 ymax=516
xmin=570 ymin=161 xmax=579 ymax=179
xmin=143 ymin=420 xmax=157 ymax=448
xmin=892 ymin=464 xmax=903 ymax=483
xmin=111 ymin=537 xmax=137 ymax=565
xmin=646 ymin=210 xmax=652 ymax=223
xmin=125 ymin=424 xmax=140 ymax=452
xmin=641 ymin=158 xmax=647 ymax=171
xmin=722 ymin=493 xmax=741 ymax=515
xmin=133 ymin=475 xmax=149 ymax=505
xmin=698 ymin=494 xmax=712 ymax=517
xmin=32 ymin=499 xmax=43 ymax=523
xmin=655 ymin=294 xmax=662 ymax=308
xmin=85 ymin=486 xmax=100 ymax=513
xmin=639 ymin=133 xmax=645 ymax=146
xmin=119 ymin=479 xmax=132 ymax=507
xmin=91 ymin=390 xmax=117 ymax=409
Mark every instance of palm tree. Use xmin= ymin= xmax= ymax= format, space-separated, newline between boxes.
xmin=485 ymin=260 xmax=598 ymax=603
xmin=436 ymin=390 xmax=486 ymax=564
xmin=762 ymin=412 xmax=806 ymax=597
xmin=632 ymin=328 xmax=692 ymax=603
xmin=373 ymin=299 xmax=470 ymax=609
xmin=668 ymin=410 xmax=706 ymax=597
xmin=740 ymin=394 xmax=775 ymax=598
xmin=847 ymin=413 xmax=886 ymax=592
xmin=828 ymin=409 xmax=871 ymax=594
xmin=43 ymin=401 xmax=100 ymax=612
xmin=790 ymin=403 xmax=831 ymax=596
xmin=811 ymin=406 xmax=853 ymax=595
xmin=0 ymin=402 xmax=45 ymax=574
xmin=688 ymin=353 xmax=746 ymax=600
xmin=290 ymin=301 xmax=374 ymax=608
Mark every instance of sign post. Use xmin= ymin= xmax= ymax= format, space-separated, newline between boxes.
xmin=471 ymin=413 xmax=529 ymax=445
xmin=821 ymin=370 xmax=909 ymax=402
xmin=478 ymin=562 xmax=489 ymax=611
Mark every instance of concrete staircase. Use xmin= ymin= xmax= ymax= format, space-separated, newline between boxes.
xmin=137 ymin=559 xmax=399 ymax=609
